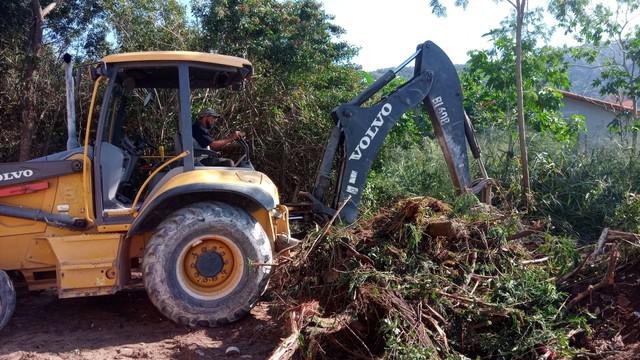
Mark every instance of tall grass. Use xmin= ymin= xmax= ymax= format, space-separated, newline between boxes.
xmin=364 ymin=131 xmax=640 ymax=241
xmin=361 ymin=138 xmax=456 ymax=217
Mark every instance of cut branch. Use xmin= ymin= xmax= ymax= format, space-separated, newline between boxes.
xmin=567 ymin=243 xmax=619 ymax=309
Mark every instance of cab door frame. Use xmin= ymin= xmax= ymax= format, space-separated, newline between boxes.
xmin=92 ymin=62 xmax=196 ymax=227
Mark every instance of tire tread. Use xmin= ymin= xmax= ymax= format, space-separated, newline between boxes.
xmin=142 ymin=202 xmax=272 ymax=327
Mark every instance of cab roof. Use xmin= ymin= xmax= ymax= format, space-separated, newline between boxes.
xmin=101 ymin=51 xmax=252 ymax=69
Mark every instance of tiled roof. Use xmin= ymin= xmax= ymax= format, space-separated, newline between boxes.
xmin=558 ymin=89 xmax=636 ymax=113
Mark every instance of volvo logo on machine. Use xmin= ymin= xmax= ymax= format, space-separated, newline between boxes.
xmin=0 ymin=169 xmax=34 ymax=183
xmin=348 ymin=103 xmax=393 ymax=161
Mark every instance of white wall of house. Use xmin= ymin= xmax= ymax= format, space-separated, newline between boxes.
xmin=561 ymin=97 xmax=628 ymax=148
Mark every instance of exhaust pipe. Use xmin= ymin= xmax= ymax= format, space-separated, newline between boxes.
xmin=63 ymin=53 xmax=79 ymax=150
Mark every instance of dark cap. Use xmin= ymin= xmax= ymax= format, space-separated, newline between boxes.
xmin=198 ymin=108 xmax=221 ymax=119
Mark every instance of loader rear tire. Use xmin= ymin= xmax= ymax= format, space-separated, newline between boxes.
xmin=143 ymin=202 xmax=272 ymax=327
xmin=0 ymin=270 xmax=16 ymax=331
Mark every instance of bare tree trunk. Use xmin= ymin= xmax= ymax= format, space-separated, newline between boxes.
xmin=18 ymin=0 xmax=56 ymax=161
xmin=515 ymin=0 xmax=531 ymax=208
xmin=632 ymin=97 xmax=637 ymax=152
xmin=18 ymin=1 xmax=44 ymax=161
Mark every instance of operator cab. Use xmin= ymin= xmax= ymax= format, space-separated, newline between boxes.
xmin=94 ymin=52 xmax=253 ymax=216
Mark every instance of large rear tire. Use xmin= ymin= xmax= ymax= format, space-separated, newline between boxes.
xmin=142 ymin=202 xmax=272 ymax=327
xmin=0 ymin=270 xmax=16 ymax=331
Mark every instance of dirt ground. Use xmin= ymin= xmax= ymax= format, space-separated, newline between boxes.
xmin=0 ymin=290 xmax=284 ymax=360
xmin=571 ymin=261 xmax=640 ymax=360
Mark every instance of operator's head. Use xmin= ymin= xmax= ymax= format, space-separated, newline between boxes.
xmin=198 ymin=108 xmax=221 ymax=129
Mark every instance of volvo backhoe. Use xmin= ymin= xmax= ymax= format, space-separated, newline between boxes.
xmin=0 ymin=41 xmax=489 ymax=330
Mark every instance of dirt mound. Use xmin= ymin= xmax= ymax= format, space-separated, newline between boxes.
xmin=271 ymin=196 xmax=560 ymax=358
xmin=271 ymin=196 xmax=640 ymax=359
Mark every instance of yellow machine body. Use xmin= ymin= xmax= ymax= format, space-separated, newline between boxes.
xmin=0 ymin=51 xmax=290 ymax=299
xmin=0 ymin=162 xmax=289 ymax=297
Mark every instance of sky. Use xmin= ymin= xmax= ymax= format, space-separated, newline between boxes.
xmin=320 ymin=0 xmax=570 ymax=70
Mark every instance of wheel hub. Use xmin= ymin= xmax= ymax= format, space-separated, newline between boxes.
xmin=182 ymin=238 xmax=236 ymax=289
xmin=195 ymin=251 xmax=224 ymax=278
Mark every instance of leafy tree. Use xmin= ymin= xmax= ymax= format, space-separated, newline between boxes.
xmin=462 ymin=20 xmax=579 ymax=142
xmin=550 ymin=0 xmax=640 ymax=149
xmin=427 ymin=0 xmax=534 ymax=207
xmin=0 ymin=0 xmax=363 ymax=202
xmin=192 ymin=0 xmax=362 ymax=196
xmin=194 ymin=0 xmax=355 ymax=80
xmin=0 ymin=0 xmax=107 ymax=161
xmin=104 ymin=0 xmax=197 ymax=52
xmin=18 ymin=0 xmax=58 ymax=161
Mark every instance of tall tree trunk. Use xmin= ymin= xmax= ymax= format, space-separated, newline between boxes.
xmin=18 ymin=0 xmax=55 ymax=161
xmin=632 ymin=97 xmax=637 ymax=152
xmin=515 ymin=0 xmax=531 ymax=208
xmin=19 ymin=0 xmax=44 ymax=161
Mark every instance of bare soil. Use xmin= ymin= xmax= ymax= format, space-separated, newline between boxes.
xmin=0 ymin=290 xmax=284 ymax=360
xmin=570 ymin=261 xmax=640 ymax=359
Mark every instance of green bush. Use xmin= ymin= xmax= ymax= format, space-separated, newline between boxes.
xmin=362 ymin=128 xmax=640 ymax=240
xmin=608 ymin=192 xmax=640 ymax=233
xmin=361 ymin=138 xmax=456 ymax=215
xmin=527 ymin=144 xmax=640 ymax=239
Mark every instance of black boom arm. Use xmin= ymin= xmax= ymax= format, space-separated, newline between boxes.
xmin=310 ymin=41 xmax=488 ymax=224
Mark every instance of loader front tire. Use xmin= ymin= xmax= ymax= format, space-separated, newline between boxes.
xmin=0 ymin=270 xmax=16 ymax=331
xmin=142 ymin=202 xmax=272 ymax=327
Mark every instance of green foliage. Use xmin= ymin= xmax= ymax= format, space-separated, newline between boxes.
xmin=529 ymin=146 xmax=640 ymax=238
xmin=194 ymin=0 xmax=355 ymax=80
xmin=539 ymin=234 xmax=580 ymax=275
xmin=362 ymin=123 xmax=640 ymax=241
xmin=105 ymin=0 xmax=197 ymax=52
xmin=188 ymin=0 xmax=363 ymax=196
xmin=550 ymin=0 xmax=640 ymax=143
xmin=361 ymin=138 xmax=456 ymax=214
xmin=0 ymin=0 xmax=363 ymax=200
xmin=608 ymin=192 xmax=640 ymax=233
xmin=340 ymin=199 xmax=585 ymax=359
xmin=427 ymin=0 xmax=469 ymax=18
xmin=0 ymin=0 xmax=110 ymax=160
xmin=476 ymin=129 xmax=640 ymax=239
xmin=451 ymin=193 xmax=480 ymax=218
xmin=461 ymin=13 xmax=581 ymax=142
xmin=381 ymin=316 xmax=436 ymax=359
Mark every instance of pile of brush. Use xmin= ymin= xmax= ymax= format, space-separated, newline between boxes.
xmin=268 ymin=195 xmax=592 ymax=359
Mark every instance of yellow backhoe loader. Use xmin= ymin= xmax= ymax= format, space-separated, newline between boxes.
xmin=0 ymin=41 xmax=489 ymax=329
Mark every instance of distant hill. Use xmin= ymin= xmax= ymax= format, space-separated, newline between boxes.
xmin=567 ymin=60 xmax=603 ymax=98
xmin=564 ymin=46 xmax=622 ymax=100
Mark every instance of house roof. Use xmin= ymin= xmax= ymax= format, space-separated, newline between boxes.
xmin=558 ymin=90 xmax=636 ymax=114
xmin=101 ymin=51 xmax=252 ymax=69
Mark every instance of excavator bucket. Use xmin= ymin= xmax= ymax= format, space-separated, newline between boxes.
xmin=309 ymin=41 xmax=490 ymax=223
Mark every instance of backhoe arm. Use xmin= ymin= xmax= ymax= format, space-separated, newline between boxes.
xmin=310 ymin=40 xmax=488 ymax=224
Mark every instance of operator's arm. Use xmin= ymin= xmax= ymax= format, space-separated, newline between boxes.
xmin=209 ymin=137 xmax=235 ymax=150
xmin=209 ymin=131 xmax=243 ymax=150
